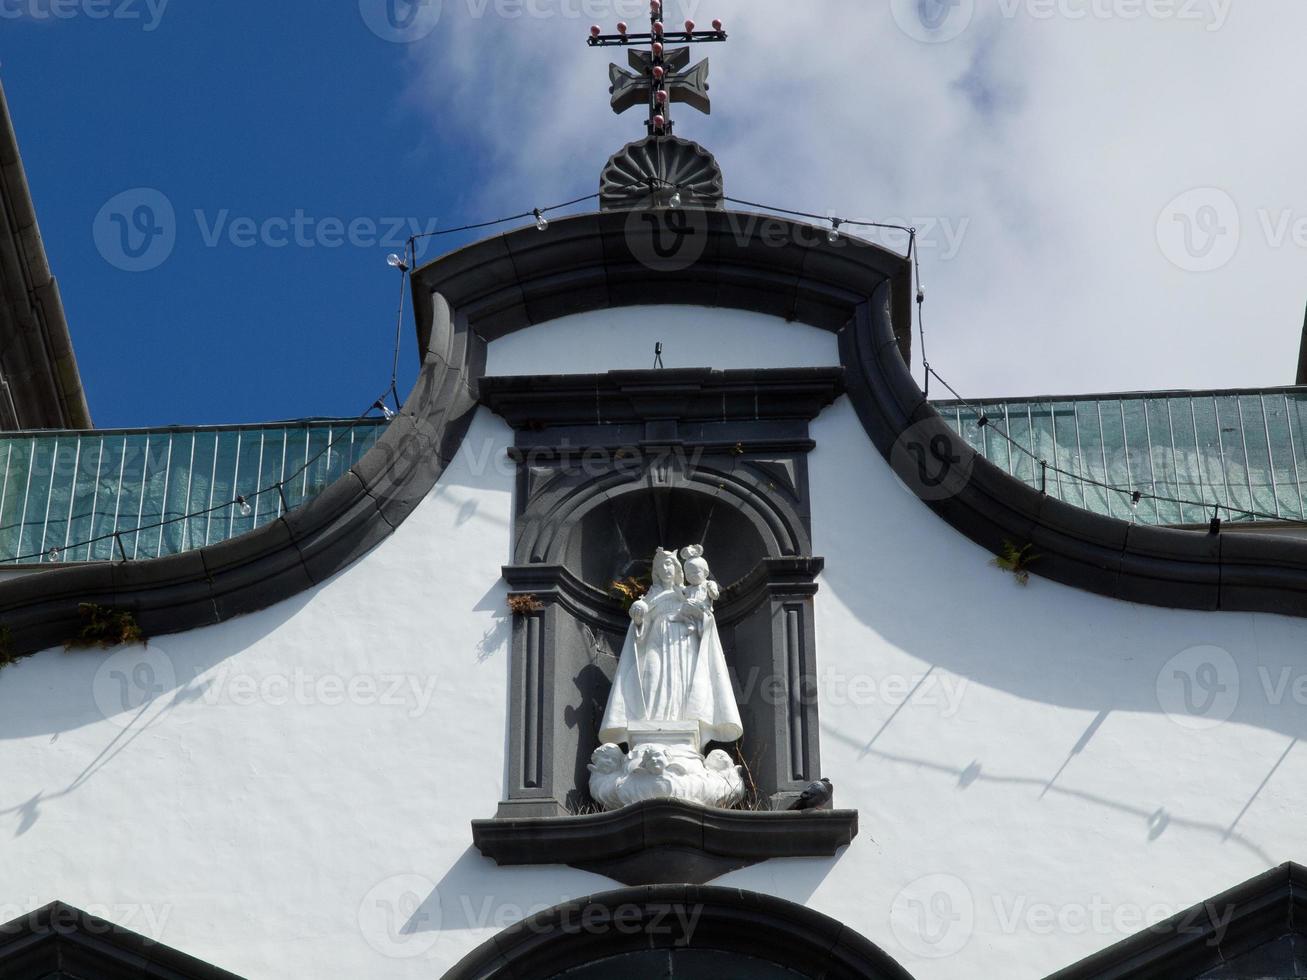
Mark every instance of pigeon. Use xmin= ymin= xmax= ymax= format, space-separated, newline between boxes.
xmin=789 ymin=778 xmax=833 ymax=811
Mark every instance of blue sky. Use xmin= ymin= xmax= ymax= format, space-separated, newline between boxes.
xmin=7 ymin=1 xmax=1307 ymax=429
xmin=3 ymin=2 xmax=591 ymax=427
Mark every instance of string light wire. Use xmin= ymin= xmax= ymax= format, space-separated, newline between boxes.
xmin=926 ymin=366 xmax=1299 ymax=526
xmin=10 ymin=186 xmax=1301 ymax=565
xmin=3 ymin=403 xmax=386 ymax=565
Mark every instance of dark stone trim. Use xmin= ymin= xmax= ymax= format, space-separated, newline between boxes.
xmin=472 ymin=799 xmax=857 ymax=886
xmin=416 ymin=208 xmax=1307 ymax=619
xmin=0 ymin=901 xmax=246 ymax=980
xmin=0 ymin=80 xmax=92 ymax=430
xmin=1046 ymin=861 xmax=1307 ymax=979
xmin=410 ymin=208 xmax=913 ymax=356
xmin=441 ymin=883 xmax=911 ymax=980
xmin=844 ymin=280 xmax=1307 ymax=617
xmin=480 ymin=366 xmax=845 ymax=431
xmin=0 ymin=287 xmax=480 ymax=659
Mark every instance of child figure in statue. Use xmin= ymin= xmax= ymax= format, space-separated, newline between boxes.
xmin=674 ymin=544 xmax=719 ymax=635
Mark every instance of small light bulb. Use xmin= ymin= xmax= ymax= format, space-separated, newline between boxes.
xmin=47 ymin=547 xmax=61 ymax=563
xmin=652 ymin=20 xmax=664 ymax=35
xmin=827 ymin=218 xmax=842 ymax=244
xmin=669 ymin=190 xmax=682 ymax=208
xmin=533 ymin=208 xmax=549 ymax=232
xmin=652 ymin=65 xmax=665 ymax=80
xmin=386 ymin=253 xmax=408 ymax=272
xmin=590 ymin=24 xmax=601 ymax=37
xmin=653 ymin=113 xmax=666 ymax=130
xmin=684 ymin=18 xmax=695 ymax=32
xmin=712 ymin=17 xmax=723 ymax=31
xmin=655 ymin=89 xmax=668 ymax=105
xmin=617 ymin=21 xmax=627 ymax=34
xmin=236 ymin=495 xmax=253 ymax=517
xmin=649 ymin=0 xmax=660 ymax=12
xmin=652 ymin=41 xmax=664 ymax=56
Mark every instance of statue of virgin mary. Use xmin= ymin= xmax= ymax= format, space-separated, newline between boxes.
xmin=599 ymin=546 xmax=743 ymax=751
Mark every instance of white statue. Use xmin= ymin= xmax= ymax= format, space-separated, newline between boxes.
xmin=590 ymin=546 xmax=745 ymax=810
xmin=599 ymin=546 xmax=742 ymax=748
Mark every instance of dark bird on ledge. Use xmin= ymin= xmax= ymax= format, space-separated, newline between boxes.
xmin=789 ymin=778 xmax=833 ymax=811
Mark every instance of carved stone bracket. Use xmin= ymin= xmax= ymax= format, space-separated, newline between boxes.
xmin=472 ymin=799 xmax=858 ymax=885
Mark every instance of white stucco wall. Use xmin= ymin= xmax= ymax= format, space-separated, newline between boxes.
xmin=3 ymin=309 xmax=1307 ymax=979
xmin=483 ymin=305 xmax=841 ymax=375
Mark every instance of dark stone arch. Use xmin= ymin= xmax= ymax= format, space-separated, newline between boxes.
xmin=514 ymin=448 xmax=812 ymax=591
xmin=441 ymin=885 xmax=915 ymax=980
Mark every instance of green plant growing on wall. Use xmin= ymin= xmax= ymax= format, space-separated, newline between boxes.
xmin=0 ymin=626 xmax=14 ymax=669
xmin=992 ymin=540 xmax=1038 ymax=586
xmin=66 ymin=604 xmax=146 ymax=650
xmin=608 ymin=576 xmax=652 ymax=611
xmin=506 ymin=594 xmax=545 ymax=615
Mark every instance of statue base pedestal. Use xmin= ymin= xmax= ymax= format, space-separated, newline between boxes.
xmin=589 ymin=724 xmax=746 ymax=811
xmin=627 ymin=720 xmax=701 ymax=753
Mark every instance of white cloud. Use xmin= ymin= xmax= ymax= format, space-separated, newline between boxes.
xmin=397 ymin=0 xmax=1307 ymax=399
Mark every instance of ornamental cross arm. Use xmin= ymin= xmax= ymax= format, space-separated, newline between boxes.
xmin=587 ymin=11 xmax=726 ymax=137
xmin=609 ymin=50 xmax=711 ymax=116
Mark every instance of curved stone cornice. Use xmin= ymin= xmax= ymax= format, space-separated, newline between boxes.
xmin=5 ymin=207 xmax=1307 ymax=662
xmin=0 ymin=294 xmax=480 ymax=660
xmin=410 ymin=209 xmax=915 ymax=355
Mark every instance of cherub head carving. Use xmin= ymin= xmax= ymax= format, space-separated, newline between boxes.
xmin=588 ymin=743 xmax=626 ymax=775
xmin=636 ymin=745 xmax=669 ymax=776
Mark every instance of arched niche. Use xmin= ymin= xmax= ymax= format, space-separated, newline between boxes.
xmin=480 ymin=367 xmax=850 ymax=885
xmin=442 ymin=886 xmax=915 ymax=980
xmin=567 ymin=485 xmax=769 ymax=590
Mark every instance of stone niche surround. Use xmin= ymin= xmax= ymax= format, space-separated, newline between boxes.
xmin=471 ymin=366 xmax=858 ymax=885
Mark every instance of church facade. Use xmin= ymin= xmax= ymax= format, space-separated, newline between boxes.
xmin=6 ymin=23 xmax=1307 ymax=980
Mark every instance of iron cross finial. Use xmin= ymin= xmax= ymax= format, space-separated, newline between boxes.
xmin=587 ymin=2 xmax=726 ymax=138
